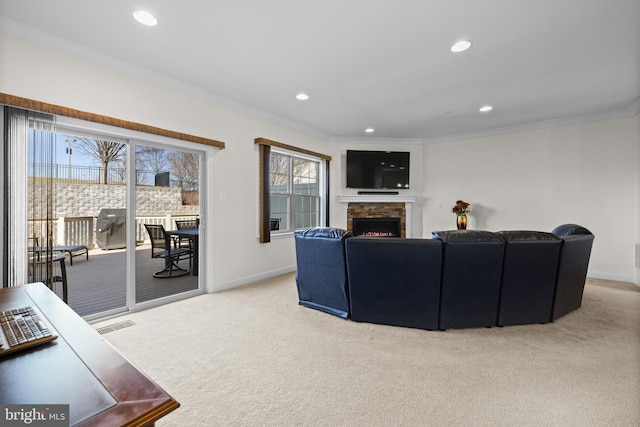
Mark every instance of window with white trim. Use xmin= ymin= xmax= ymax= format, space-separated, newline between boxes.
xmin=269 ymin=151 xmax=321 ymax=233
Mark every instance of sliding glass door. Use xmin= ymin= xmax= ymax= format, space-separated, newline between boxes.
xmin=134 ymin=143 xmax=201 ymax=304
xmin=28 ymin=131 xmax=128 ymax=317
xmin=24 ymin=128 xmax=203 ymax=318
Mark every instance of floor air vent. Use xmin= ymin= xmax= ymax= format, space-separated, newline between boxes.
xmin=96 ymin=320 xmax=135 ymax=335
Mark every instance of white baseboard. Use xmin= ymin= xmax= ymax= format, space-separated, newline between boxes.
xmin=213 ymin=267 xmax=639 ymax=293
xmin=213 ymin=265 xmax=297 ymax=292
xmin=588 ymin=271 xmax=640 ymax=287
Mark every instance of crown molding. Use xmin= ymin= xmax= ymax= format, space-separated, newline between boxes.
xmin=327 ymin=136 xmax=425 ymax=145
xmin=422 ymin=99 xmax=640 ymax=144
xmin=0 ymin=18 xmax=329 ymax=141
xmin=628 ymin=96 xmax=640 ymax=115
xmin=2 ymin=18 xmax=637 ymax=146
xmin=328 ymin=99 xmax=640 ymax=146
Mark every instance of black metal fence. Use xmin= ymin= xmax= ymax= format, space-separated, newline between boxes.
xmin=29 ymin=164 xmax=171 ymax=186
xmin=29 ymin=163 xmax=125 ymax=184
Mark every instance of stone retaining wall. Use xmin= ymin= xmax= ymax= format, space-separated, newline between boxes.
xmin=50 ymin=183 xmax=199 ymax=217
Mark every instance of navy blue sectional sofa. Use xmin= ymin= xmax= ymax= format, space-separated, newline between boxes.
xmin=293 ymin=224 xmax=594 ymax=330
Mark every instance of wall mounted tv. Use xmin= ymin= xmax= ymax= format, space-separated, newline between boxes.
xmin=346 ymin=150 xmax=410 ymax=190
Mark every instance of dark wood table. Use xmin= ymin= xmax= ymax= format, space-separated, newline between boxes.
xmin=167 ymin=228 xmax=199 ymax=276
xmin=0 ymin=283 xmax=179 ymax=426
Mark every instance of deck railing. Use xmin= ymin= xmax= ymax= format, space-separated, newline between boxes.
xmin=29 ymin=215 xmax=199 ymax=248
xmin=61 ymin=216 xmax=94 ymax=247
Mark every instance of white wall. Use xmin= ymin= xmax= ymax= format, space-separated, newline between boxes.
xmin=635 ymin=114 xmax=640 ymax=284
xmin=422 ymin=117 xmax=640 ymax=284
xmin=0 ymin=33 xmax=326 ymax=291
xmin=328 ymin=119 xmax=640 ymax=285
xmin=2 ymin=32 xmax=638 ymax=288
xmin=326 ymin=140 xmax=425 ymax=237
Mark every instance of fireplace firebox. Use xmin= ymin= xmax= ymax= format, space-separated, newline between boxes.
xmin=352 ymin=217 xmax=401 ymax=237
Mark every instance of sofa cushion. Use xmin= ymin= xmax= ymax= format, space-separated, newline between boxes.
xmin=432 ymin=230 xmax=505 ymax=329
xmin=346 ymin=237 xmax=442 ymax=330
xmin=432 ymin=229 xmax=503 ymax=243
xmin=497 ymin=231 xmax=562 ymax=326
xmin=500 ymin=230 xmax=561 ymax=242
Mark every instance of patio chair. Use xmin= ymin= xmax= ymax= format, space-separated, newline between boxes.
xmin=174 ymin=219 xmax=198 ymax=249
xmin=28 ymin=237 xmax=88 ymax=265
xmin=28 ymin=252 xmax=68 ymax=303
xmin=175 ymin=219 xmax=198 ymax=229
xmin=144 ymin=224 xmax=192 ymax=278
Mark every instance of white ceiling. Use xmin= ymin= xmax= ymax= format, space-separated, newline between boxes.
xmin=1 ymin=0 xmax=639 ymax=142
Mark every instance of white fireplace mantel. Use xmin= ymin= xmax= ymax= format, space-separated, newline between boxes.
xmin=337 ymin=194 xmax=417 ymax=204
xmin=337 ymin=194 xmax=417 ymax=237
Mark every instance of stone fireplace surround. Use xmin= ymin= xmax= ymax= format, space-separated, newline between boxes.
xmin=337 ymin=195 xmax=417 ymax=238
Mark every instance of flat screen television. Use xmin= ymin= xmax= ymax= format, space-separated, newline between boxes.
xmin=346 ymin=150 xmax=410 ymax=189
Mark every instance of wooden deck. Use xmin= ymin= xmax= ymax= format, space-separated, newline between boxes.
xmin=47 ymin=244 xmax=198 ymax=317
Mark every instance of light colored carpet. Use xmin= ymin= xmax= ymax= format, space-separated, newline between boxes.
xmin=95 ymin=274 xmax=640 ymax=426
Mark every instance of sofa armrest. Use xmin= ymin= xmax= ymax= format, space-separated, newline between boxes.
xmin=552 ymin=232 xmax=595 ymax=320
xmin=551 ymin=224 xmax=592 ymax=237
xmin=294 ymin=227 xmax=352 ymax=318
xmin=294 ymin=227 xmax=352 ymax=240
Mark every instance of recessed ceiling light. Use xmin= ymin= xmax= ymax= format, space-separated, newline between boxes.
xmin=133 ymin=10 xmax=158 ymax=26
xmin=451 ymin=40 xmax=472 ymax=53
xmin=296 ymin=93 xmax=309 ymax=101
xmin=479 ymin=105 xmax=493 ymax=113
xmin=365 ymin=128 xmax=375 ymax=133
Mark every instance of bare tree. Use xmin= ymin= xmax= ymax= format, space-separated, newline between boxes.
xmin=293 ymin=158 xmax=317 ymax=184
xmin=75 ymin=137 xmax=126 ymax=184
xmin=270 ymin=153 xmax=316 ymax=190
xmin=111 ymin=156 xmax=127 ymax=183
xmin=168 ymin=151 xmax=199 ymax=191
xmin=270 ymin=153 xmax=289 ymax=189
xmin=136 ymin=147 xmax=169 ymax=174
